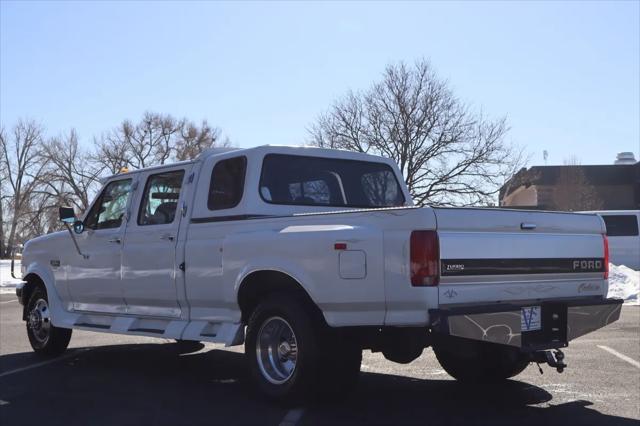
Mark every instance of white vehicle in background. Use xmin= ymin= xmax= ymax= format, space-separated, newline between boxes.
xmin=581 ymin=210 xmax=640 ymax=270
xmin=14 ymin=145 xmax=622 ymax=402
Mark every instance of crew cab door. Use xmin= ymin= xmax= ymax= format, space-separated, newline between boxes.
xmin=67 ymin=178 xmax=133 ymax=314
xmin=120 ymin=166 xmax=190 ymax=317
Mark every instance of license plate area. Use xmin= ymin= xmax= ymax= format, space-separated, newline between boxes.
xmin=521 ymin=306 xmax=541 ymax=331
xmin=521 ymin=302 xmax=568 ymax=351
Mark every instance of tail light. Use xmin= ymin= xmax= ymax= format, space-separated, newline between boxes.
xmin=603 ymin=234 xmax=609 ymax=279
xmin=410 ymin=230 xmax=440 ymax=286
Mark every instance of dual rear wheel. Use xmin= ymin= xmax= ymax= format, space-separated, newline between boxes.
xmin=432 ymin=334 xmax=530 ymax=382
xmin=245 ymin=293 xmax=362 ymax=402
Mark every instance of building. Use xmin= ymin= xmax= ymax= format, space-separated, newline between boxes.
xmin=500 ymin=152 xmax=640 ymax=211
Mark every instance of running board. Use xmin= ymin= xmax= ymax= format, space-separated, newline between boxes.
xmin=74 ymin=322 xmax=110 ymax=330
xmin=66 ymin=314 xmax=242 ymax=346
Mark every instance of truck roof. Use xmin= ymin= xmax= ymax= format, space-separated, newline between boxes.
xmin=199 ymin=144 xmax=391 ymax=163
xmin=103 ymin=145 xmax=394 ymax=181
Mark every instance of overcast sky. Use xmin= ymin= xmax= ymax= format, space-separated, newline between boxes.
xmin=1 ymin=1 xmax=638 ymax=166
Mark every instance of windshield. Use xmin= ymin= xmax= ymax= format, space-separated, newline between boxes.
xmin=259 ymin=154 xmax=406 ymax=208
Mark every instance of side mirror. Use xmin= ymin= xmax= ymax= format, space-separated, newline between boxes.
xmin=59 ymin=206 xmax=76 ymax=224
xmin=60 ymin=208 xmax=89 ymax=259
xmin=73 ymin=220 xmax=85 ymax=234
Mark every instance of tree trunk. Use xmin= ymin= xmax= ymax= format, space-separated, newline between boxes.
xmin=6 ymin=214 xmax=18 ymax=259
xmin=0 ymin=186 xmax=4 ymax=258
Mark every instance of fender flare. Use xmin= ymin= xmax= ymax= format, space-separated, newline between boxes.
xmin=234 ymin=259 xmax=319 ymax=302
xmin=22 ymin=262 xmax=67 ymax=327
xmin=233 ymin=258 xmax=327 ymax=323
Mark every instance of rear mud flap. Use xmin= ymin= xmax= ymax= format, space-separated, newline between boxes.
xmin=430 ymin=298 xmax=622 ymax=351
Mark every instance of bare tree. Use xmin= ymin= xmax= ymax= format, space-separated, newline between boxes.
xmin=41 ymin=129 xmax=104 ymax=212
xmin=0 ymin=113 xmax=228 ymax=253
xmin=175 ymin=119 xmax=226 ymax=161
xmin=0 ymin=127 xmax=7 ymax=257
xmin=0 ymin=120 xmax=47 ymax=257
xmin=19 ymin=191 xmax=61 ymax=241
xmin=94 ymin=113 xmax=226 ymax=171
xmin=107 ymin=112 xmax=182 ymax=170
xmin=93 ymin=132 xmax=130 ymax=175
xmin=309 ymin=60 xmax=525 ymax=206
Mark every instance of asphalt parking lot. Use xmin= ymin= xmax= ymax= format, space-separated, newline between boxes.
xmin=1 ymin=293 xmax=638 ymax=426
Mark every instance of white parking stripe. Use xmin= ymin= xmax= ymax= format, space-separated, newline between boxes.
xmin=0 ymin=300 xmax=17 ymax=304
xmin=597 ymin=345 xmax=640 ymax=369
xmin=0 ymin=348 xmax=91 ymax=379
xmin=279 ymin=408 xmax=305 ymax=426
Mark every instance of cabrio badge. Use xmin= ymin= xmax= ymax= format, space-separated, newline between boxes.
xmin=578 ymin=282 xmax=601 ymax=293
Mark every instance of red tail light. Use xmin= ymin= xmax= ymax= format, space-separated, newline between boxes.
xmin=603 ymin=234 xmax=609 ymax=279
xmin=410 ymin=230 xmax=440 ymax=286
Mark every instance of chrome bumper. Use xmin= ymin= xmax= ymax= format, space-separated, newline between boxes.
xmin=430 ymin=298 xmax=623 ymax=351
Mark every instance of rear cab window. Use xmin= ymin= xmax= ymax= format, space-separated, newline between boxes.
xmin=602 ymin=215 xmax=639 ymax=237
xmin=208 ymin=156 xmax=247 ymax=210
xmin=259 ymin=154 xmax=405 ymax=208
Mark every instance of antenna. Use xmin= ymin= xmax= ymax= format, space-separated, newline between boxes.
xmin=543 ymin=150 xmax=548 ymax=165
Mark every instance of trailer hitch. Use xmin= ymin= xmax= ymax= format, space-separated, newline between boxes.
xmin=531 ymin=349 xmax=567 ymax=374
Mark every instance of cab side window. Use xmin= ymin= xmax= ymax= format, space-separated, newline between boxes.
xmin=138 ymin=170 xmax=185 ymax=226
xmin=208 ymin=156 xmax=247 ymax=210
xmin=84 ymin=179 xmax=132 ymax=230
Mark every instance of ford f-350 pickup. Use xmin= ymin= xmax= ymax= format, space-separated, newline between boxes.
xmin=14 ymin=145 xmax=621 ymax=401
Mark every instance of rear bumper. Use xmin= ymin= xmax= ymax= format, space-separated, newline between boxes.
xmin=429 ymin=297 xmax=623 ymax=351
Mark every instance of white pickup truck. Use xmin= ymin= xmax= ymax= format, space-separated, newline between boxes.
xmin=14 ymin=145 xmax=622 ymax=401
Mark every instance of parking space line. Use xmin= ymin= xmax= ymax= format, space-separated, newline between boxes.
xmin=597 ymin=345 xmax=640 ymax=369
xmin=0 ymin=300 xmax=17 ymax=304
xmin=0 ymin=348 xmax=92 ymax=379
xmin=279 ymin=408 xmax=305 ymax=426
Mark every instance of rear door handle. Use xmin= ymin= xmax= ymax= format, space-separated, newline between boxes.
xmin=160 ymin=234 xmax=175 ymax=241
xmin=520 ymin=223 xmax=537 ymax=230
xmin=108 ymin=237 xmax=121 ymax=244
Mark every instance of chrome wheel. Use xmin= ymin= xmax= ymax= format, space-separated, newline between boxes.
xmin=28 ymin=298 xmax=51 ymax=345
xmin=256 ymin=316 xmax=298 ymax=384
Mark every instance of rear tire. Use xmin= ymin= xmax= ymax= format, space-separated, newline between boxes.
xmin=26 ymin=286 xmax=72 ymax=357
xmin=316 ymin=331 xmax=362 ymax=400
xmin=433 ymin=334 xmax=529 ymax=383
xmin=245 ymin=293 xmax=361 ymax=403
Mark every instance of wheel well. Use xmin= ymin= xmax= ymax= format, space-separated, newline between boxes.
xmin=21 ymin=273 xmax=46 ymax=320
xmin=237 ymin=270 xmax=325 ymax=325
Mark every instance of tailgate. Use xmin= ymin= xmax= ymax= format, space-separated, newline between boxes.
xmin=433 ymin=208 xmax=608 ymax=306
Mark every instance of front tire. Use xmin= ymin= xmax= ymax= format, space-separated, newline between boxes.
xmin=433 ymin=334 xmax=529 ymax=383
xmin=26 ymin=286 xmax=72 ymax=356
xmin=245 ymin=293 xmax=361 ymax=402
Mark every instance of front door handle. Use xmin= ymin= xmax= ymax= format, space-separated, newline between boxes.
xmin=160 ymin=234 xmax=175 ymax=241
xmin=108 ymin=237 xmax=121 ymax=244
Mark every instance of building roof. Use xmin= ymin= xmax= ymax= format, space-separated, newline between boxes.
xmin=500 ymin=162 xmax=640 ymax=199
